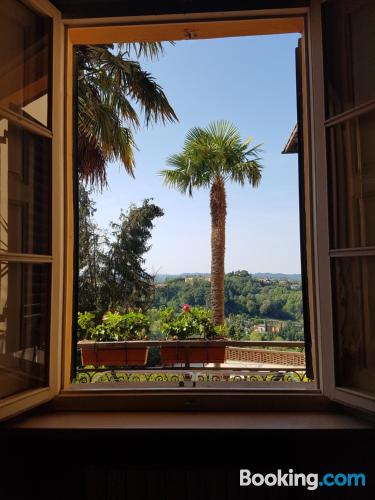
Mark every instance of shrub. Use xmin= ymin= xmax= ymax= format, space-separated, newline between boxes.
xmin=120 ymin=310 xmax=150 ymax=340
xmin=159 ymin=306 xmax=218 ymax=340
xmin=77 ymin=312 xmax=96 ymax=339
xmin=79 ymin=310 xmax=150 ymax=341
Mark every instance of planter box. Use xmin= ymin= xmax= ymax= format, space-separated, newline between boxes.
xmin=79 ymin=341 xmax=148 ymax=367
xmin=160 ymin=343 xmax=226 ymax=366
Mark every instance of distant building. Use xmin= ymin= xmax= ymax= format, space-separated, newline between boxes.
xmin=266 ymin=320 xmax=286 ymax=334
xmin=253 ymin=324 xmax=266 ymax=333
xmin=185 ymin=276 xmax=210 ymax=283
xmin=258 ymin=278 xmax=272 ymax=285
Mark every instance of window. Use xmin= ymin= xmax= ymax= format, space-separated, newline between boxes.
xmin=0 ymin=0 xmax=63 ymax=421
xmin=65 ymin=15 xmax=316 ymax=394
xmin=58 ymin=0 xmax=375 ymax=414
xmin=323 ymin=0 xmax=375 ymax=402
xmin=0 ymin=0 xmax=52 ymax=397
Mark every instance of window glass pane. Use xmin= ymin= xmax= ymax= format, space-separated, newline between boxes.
xmin=323 ymin=0 xmax=375 ymax=118
xmin=327 ymin=110 xmax=375 ymax=248
xmin=0 ymin=120 xmax=52 ymax=255
xmin=332 ymin=256 xmax=375 ymax=396
xmin=0 ymin=262 xmax=50 ymax=399
xmin=0 ymin=0 xmax=51 ymax=128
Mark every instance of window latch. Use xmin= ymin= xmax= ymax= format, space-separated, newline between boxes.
xmin=0 ymin=130 xmax=8 ymax=144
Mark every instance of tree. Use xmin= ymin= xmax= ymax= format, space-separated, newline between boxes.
xmin=160 ymin=120 xmax=263 ymax=325
xmin=78 ymin=183 xmax=105 ymax=312
xmin=101 ymin=199 xmax=164 ymax=311
xmin=77 ymin=43 xmax=178 ymax=189
xmin=78 ymin=191 xmax=164 ymax=314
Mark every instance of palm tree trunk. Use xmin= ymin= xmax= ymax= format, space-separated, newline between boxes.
xmin=210 ymin=177 xmax=226 ymax=326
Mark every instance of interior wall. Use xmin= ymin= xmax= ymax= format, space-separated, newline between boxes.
xmin=50 ymin=0 xmax=310 ymax=19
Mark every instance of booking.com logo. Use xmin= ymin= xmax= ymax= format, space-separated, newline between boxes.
xmin=240 ymin=469 xmax=366 ymax=490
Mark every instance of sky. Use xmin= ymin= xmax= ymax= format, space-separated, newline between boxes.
xmin=91 ymin=33 xmax=302 ymax=275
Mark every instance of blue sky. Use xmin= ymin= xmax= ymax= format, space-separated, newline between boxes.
xmin=92 ymin=33 xmax=301 ymax=275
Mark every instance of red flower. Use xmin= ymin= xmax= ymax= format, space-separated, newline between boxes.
xmin=182 ymin=303 xmax=191 ymax=313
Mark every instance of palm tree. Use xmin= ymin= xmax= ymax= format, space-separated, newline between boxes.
xmin=78 ymin=42 xmax=178 ymax=189
xmin=160 ymin=120 xmax=263 ymax=326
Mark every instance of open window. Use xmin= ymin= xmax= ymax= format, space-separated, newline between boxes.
xmin=0 ymin=0 xmax=63 ymax=420
xmin=63 ymin=14 xmax=318 ymax=394
xmin=319 ymin=0 xmax=375 ymax=412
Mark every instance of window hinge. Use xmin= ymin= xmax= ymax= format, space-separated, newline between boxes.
xmin=0 ymin=130 xmax=8 ymax=144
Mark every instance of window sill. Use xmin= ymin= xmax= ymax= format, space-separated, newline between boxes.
xmin=3 ymin=408 xmax=374 ymax=430
xmin=49 ymin=387 xmax=328 ymax=412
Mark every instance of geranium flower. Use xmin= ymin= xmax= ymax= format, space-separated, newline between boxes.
xmin=182 ymin=303 xmax=191 ymax=313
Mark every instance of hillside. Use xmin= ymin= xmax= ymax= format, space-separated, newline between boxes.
xmin=155 ymin=271 xmax=301 ymax=283
xmin=153 ymin=270 xmax=305 ymax=341
xmin=252 ymin=272 xmax=301 ymax=282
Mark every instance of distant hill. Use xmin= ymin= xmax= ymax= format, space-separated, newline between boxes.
xmin=155 ymin=273 xmax=210 ymax=283
xmin=252 ymin=273 xmax=301 ymax=282
xmin=155 ymin=272 xmax=301 ymax=282
xmin=153 ymin=270 xmax=304 ymax=338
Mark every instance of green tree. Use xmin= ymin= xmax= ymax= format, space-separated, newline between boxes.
xmin=246 ymin=298 xmax=258 ymax=316
xmin=249 ymin=330 xmax=264 ymax=341
xmin=160 ymin=120 xmax=263 ymax=325
xmin=78 ymin=183 xmax=105 ymax=312
xmin=101 ymin=199 xmax=164 ymax=311
xmin=77 ymin=43 xmax=177 ymax=188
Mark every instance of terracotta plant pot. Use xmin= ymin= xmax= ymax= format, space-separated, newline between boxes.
xmin=160 ymin=344 xmax=226 ymax=366
xmin=79 ymin=341 xmax=148 ymax=367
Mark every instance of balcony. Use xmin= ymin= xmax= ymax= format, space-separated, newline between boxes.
xmin=75 ymin=340 xmax=309 ymax=385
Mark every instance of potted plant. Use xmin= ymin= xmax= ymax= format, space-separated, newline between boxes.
xmin=159 ymin=305 xmax=228 ymax=365
xmin=78 ymin=310 xmax=150 ymax=367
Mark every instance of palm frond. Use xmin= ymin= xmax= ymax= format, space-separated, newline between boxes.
xmin=118 ymin=42 xmax=165 ymax=59
xmin=78 ymin=134 xmax=107 ymax=190
xmin=84 ymin=48 xmax=178 ymax=126
xmin=160 ymin=120 xmax=264 ymax=194
xmin=161 ymin=153 xmax=196 ymax=196
xmin=77 ymin=43 xmax=178 ymax=189
xmin=117 ymin=41 xmax=175 ymax=60
xmin=228 ymin=158 xmax=263 ymax=187
xmin=159 ymin=167 xmax=194 ymax=196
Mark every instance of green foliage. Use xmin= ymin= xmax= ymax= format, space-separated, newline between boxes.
xmin=146 ymin=307 xmax=164 ymax=339
xmin=77 ymin=312 xmax=97 ymax=339
xmin=154 ymin=273 xmax=303 ymax=321
xmin=276 ymin=319 xmax=305 ymax=342
xmin=160 ymin=120 xmax=263 ymax=197
xmin=226 ymin=314 xmax=252 ymax=340
xmin=78 ymin=43 xmax=177 ymax=189
xmin=78 ymin=188 xmax=164 ymax=315
xmin=100 ymin=199 xmax=164 ymax=311
xmin=78 ymin=184 xmax=106 ymax=313
xmin=154 ymin=278 xmax=211 ymax=310
xmin=154 ymin=272 xmax=304 ymax=341
xmin=80 ymin=310 xmax=150 ymax=342
xmin=248 ymin=330 xmax=264 ymax=341
xmin=159 ymin=307 xmax=218 ymax=340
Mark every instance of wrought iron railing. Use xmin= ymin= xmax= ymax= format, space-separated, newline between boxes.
xmin=74 ymin=340 xmax=309 ymax=384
